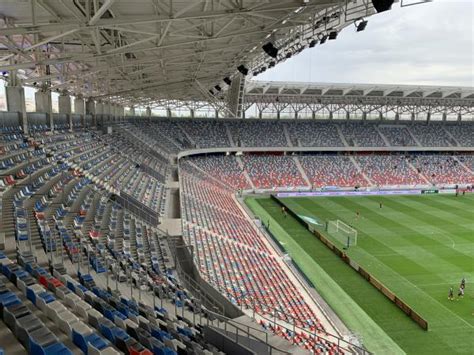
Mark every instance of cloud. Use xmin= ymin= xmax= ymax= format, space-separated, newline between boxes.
xmin=254 ymin=0 xmax=474 ymax=87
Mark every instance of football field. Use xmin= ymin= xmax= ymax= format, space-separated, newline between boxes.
xmin=246 ymin=194 xmax=474 ymax=354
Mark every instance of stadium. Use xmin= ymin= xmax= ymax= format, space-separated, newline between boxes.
xmin=0 ymin=0 xmax=472 ymax=354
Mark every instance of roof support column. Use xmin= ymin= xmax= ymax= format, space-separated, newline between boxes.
xmin=86 ymin=98 xmax=96 ymax=127
xmin=145 ymin=106 xmax=151 ymax=122
xmin=35 ymin=89 xmax=53 ymax=132
xmin=96 ymin=100 xmax=104 ymax=126
xmin=5 ymin=80 xmax=28 ymax=134
xmin=457 ymin=113 xmax=462 ymax=122
xmin=58 ymin=91 xmax=72 ymax=131
xmin=74 ymin=96 xmax=85 ymax=128
xmin=442 ymin=112 xmax=447 ymax=121
xmin=362 ymin=112 xmax=367 ymax=120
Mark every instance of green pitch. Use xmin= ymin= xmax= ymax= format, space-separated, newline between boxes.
xmin=245 ymin=194 xmax=474 ymax=354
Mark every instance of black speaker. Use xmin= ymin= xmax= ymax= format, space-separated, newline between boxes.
xmin=372 ymin=0 xmax=394 ymax=12
xmin=223 ymin=77 xmax=232 ymax=85
xmin=328 ymin=31 xmax=338 ymax=40
xmin=237 ymin=65 xmax=248 ymax=76
xmin=262 ymin=42 xmax=279 ymax=58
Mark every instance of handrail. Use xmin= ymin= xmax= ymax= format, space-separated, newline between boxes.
xmin=202 ymin=309 xmax=292 ymax=355
xmin=251 ymin=301 xmax=369 ymax=354
xmin=167 ymin=235 xmax=227 ymax=315
xmin=170 ymin=234 xmax=368 ymax=354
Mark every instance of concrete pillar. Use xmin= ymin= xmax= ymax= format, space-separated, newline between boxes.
xmin=346 ymin=111 xmax=350 ymax=120
xmin=442 ymin=112 xmax=447 ymax=121
xmin=166 ymin=108 xmax=171 ymax=117
xmin=96 ymin=101 xmax=103 ymax=115
xmin=86 ymin=98 xmax=96 ymax=127
xmin=395 ymin=113 xmax=400 ymax=121
xmin=426 ymin=112 xmax=431 ymax=122
xmin=146 ymin=107 xmax=151 ymax=122
xmin=190 ymin=109 xmax=195 ymax=118
xmin=6 ymin=85 xmax=28 ymax=134
xmin=312 ymin=111 xmax=316 ymax=120
xmin=457 ymin=113 xmax=462 ymax=122
xmin=110 ymin=104 xmax=116 ymax=121
xmin=362 ymin=112 xmax=367 ymax=120
xmin=35 ymin=89 xmax=53 ymax=131
xmin=379 ymin=112 xmax=383 ymax=120
xmin=411 ymin=112 xmax=415 ymax=121
xmin=105 ymin=102 xmax=111 ymax=123
xmin=96 ymin=101 xmax=104 ymax=126
xmin=58 ymin=93 xmax=72 ymax=131
xmin=329 ymin=112 xmax=333 ymax=120
xmin=294 ymin=111 xmax=298 ymax=119
xmin=74 ymin=96 xmax=85 ymax=127
xmin=277 ymin=111 xmax=281 ymax=119
xmin=215 ymin=110 xmax=219 ymax=118
xmin=130 ymin=106 xmax=136 ymax=116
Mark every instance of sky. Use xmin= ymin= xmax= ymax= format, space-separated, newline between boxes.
xmin=254 ymin=0 xmax=474 ymax=87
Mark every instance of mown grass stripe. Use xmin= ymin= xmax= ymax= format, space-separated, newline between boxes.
xmin=245 ymin=197 xmax=404 ymax=355
xmin=329 ymin=196 xmax=473 ymax=274
xmin=250 ymin=199 xmax=472 ymax=354
xmin=253 ymin=195 xmax=474 ymax=354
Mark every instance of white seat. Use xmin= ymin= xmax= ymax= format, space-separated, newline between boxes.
xmin=70 ymin=322 xmax=93 ymax=342
xmin=74 ymin=300 xmax=92 ymax=320
xmin=57 ymin=311 xmax=81 ymax=337
xmin=64 ymin=292 xmax=81 ymax=308
xmin=17 ymin=278 xmax=29 ymax=295
xmin=113 ymin=316 xmax=126 ymax=329
xmin=88 ymin=344 xmax=120 ymax=355
xmin=46 ymin=300 xmax=68 ymax=321
xmin=55 ymin=286 xmax=70 ymax=300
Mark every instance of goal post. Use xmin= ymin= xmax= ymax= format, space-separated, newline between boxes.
xmin=327 ymin=220 xmax=358 ymax=248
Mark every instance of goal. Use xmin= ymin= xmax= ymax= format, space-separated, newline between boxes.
xmin=327 ymin=220 xmax=358 ymax=248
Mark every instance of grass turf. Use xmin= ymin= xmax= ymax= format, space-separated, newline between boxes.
xmin=246 ymin=194 xmax=474 ymax=354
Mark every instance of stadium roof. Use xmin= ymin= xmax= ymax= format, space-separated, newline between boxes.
xmin=246 ymin=81 xmax=474 ymax=100
xmin=0 ymin=0 xmax=386 ymax=105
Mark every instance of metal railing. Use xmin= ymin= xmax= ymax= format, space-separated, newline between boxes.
xmin=200 ymin=308 xmax=292 ymax=355
xmin=166 ymin=232 xmax=368 ymax=354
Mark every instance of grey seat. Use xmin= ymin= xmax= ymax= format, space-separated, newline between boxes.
xmin=15 ymin=314 xmax=44 ymax=351
xmin=3 ymin=303 xmax=31 ymax=330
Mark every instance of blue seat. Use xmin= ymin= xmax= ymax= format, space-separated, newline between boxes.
xmin=0 ymin=292 xmax=21 ymax=311
xmin=38 ymin=292 xmax=55 ymax=304
xmin=86 ymin=333 xmax=110 ymax=355
xmin=112 ymin=327 xmax=130 ymax=352
xmin=30 ymin=334 xmax=72 ymax=355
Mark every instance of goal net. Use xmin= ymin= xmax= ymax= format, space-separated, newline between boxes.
xmin=327 ymin=220 xmax=358 ymax=248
